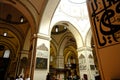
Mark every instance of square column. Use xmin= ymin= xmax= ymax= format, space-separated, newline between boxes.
xmin=33 ymin=33 xmax=51 ymax=80
xmin=77 ymin=47 xmax=97 ymax=80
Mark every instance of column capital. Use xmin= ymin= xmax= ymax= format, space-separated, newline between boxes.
xmin=20 ymin=50 xmax=29 ymax=54
xmin=77 ymin=46 xmax=92 ymax=52
xmin=35 ymin=33 xmax=51 ymax=41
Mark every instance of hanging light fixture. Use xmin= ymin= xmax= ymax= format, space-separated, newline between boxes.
xmin=55 ymin=26 xmax=59 ymax=32
xmin=0 ymin=29 xmax=14 ymax=38
xmin=20 ymin=16 xmax=24 ymax=23
xmin=3 ymin=32 xmax=7 ymax=36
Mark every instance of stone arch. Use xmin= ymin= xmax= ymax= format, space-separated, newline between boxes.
xmin=58 ymin=31 xmax=76 ymax=56
xmin=85 ymin=28 xmax=92 ymax=47
xmin=50 ymin=40 xmax=57 ymax=56
xmin=1 ymin=0 xmax=37 ymax=34
xmin=79 ymin=54 xmax=85 ymax=59
xmin=64 ymin=46 xmax=77 ymax=64
xmin=0 ymin=42 xmax=16 ymax=59
xmin=64 ymin=46 xmax=77 ymax=56
xmin=50 ymin=40 xmax=57 ymax=68
xmin=79 ymin=54 xmax=86 ymax=63
xmin=88 ymin=54 xmax=93 ymax=59
xmin=51 ymin=21 xmax=83 ymax=49
xmin=39 ymin=0 xmax=60 ymax=34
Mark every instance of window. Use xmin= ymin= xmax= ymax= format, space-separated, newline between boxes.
xmin=3 ymin=49 xmax=10 ymax=58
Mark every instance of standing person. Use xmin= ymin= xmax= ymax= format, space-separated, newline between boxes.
xmin=67 ymin=72 xmax=73 ymax=80
xmin=25 ymin=75 xmax=30 ymax=80
xmin=73 ymin=73 xmax=80 ymax=80
xmin=95 ymin=75 xmax=101 ymax=80
xmin=46 ymin=73 xmax=51 ymax=80
xmin=7 ymin=73 xmax=10 ymax=80
xmin=19 ymin=76 xmax=23 ymax=80
xmin=73 ymin=70 xmax=80 ymax=80
xmin=83 ymin=74 xmax=88 ymax=80
xmin=15 ymin=76 xmax=19 ymax=80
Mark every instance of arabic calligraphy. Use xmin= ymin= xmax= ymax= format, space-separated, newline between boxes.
xmin=88 ymin=0 xmax=120 ymax=48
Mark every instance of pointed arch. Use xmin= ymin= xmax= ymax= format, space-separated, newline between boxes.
xmin=39 ymin=0 xmax=60 ymax=34
xmin=51 ymin=21 xmax=83 ymax=49
xmin=88 ymin=54 xmax=93 ymax=59
xmin=85 ymin=28 xmax=92 ymax=47
xmin=79 ymin=54 xmax=85 ymax=59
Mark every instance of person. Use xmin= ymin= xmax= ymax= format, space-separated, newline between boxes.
xmin=83 ymin=74 xmax=88 ymax=80
xmin=7 ymin=73 xmax=10 ymax=80
xmin=95 ymin=75 xmax=101 ymax=80
xmin=19 ymin=76 xmax=23 ymax=80
xmin=67 ymin=72 xmax=73 ymax=80
xmin=73 ymin=74 xmax=80 ymax=80
xmin=72 ymin=71 xmax=80 ymax=80
xmin=46 ymin=73 xmax=51 ymax=80
xmin=25 ymin=75 xmax=30 ymax=80
xmin=15 ymin=76 xmax=19 ymax=80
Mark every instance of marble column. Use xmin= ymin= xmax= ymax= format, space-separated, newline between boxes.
xmin=77 ymin=47 xmax=96 ymax=80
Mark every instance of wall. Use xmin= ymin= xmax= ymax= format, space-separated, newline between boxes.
xmin=97 ymin=44 xmax=120 ymax=80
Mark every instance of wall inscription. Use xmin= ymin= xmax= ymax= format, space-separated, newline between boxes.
xmin=87 ymin=0 xmax=120 ymax=48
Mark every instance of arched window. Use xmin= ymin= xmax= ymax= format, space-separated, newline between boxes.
xmin=3 ymin=49 xmax=10 ymax=58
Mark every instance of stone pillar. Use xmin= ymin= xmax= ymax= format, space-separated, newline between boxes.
xmin=20 ymin=50 xmax=29 ymax=79
xmin=24 ymin=33 xmax=37 ymax=80
xmin=33 ymin=33 xmax=51 ymax=80
xmin=77 ymin=47 xmax=96 ymax=80
xmin=56 ymin=55 xmax=64 ymax=79
xmin=56 ymin=55 xmax=64 ymax=69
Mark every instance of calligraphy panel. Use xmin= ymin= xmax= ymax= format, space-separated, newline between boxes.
xmin=36 ymin=57 xmax=47 ymax=69
xmin=87 ymin=0 xmax=120 ymax=48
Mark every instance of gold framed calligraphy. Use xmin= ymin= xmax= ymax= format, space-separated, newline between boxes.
xmin=87 ymin=0 xmax=120 ymax=48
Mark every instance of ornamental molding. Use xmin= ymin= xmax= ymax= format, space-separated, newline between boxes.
xmin=77 ymin=47 xmax=92 ymax=52
xmin=36 ymin=33 xmax=51 ymax=41
xmin=37 ymin=43 xmax=48 ymax=51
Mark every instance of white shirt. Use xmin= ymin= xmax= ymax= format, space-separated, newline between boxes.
xmin=19 ymin=78 xmax=23 ymax=80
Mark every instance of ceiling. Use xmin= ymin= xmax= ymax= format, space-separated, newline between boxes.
xmin=0 ymin=0 xmax=47 ymax=54
xmin=0 ymin=0 xmax=77 ymax=59
xmin=0 ymin=2 xmax=29 ymax=52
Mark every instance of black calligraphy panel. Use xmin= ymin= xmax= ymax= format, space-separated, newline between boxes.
xmin=87 ymin=0 xmax=120 ymax=48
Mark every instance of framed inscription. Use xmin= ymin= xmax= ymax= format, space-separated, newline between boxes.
xmin=36 ymin=57 xmax=47 ymax=69
xmin=87 ymin=0 xmax=120 ymax=48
